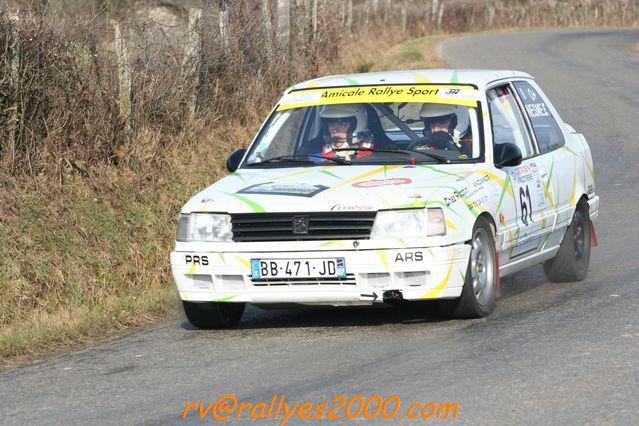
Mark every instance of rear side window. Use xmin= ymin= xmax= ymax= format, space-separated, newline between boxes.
xmin=513 ymin=81 xmax=565 ymax=154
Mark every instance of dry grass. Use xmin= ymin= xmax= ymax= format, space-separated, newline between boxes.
xmin=1 ymin=0 xmax=637 ymax=364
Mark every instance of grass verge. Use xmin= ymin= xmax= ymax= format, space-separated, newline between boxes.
xmin=0 ymin=35 xmax=444 ymax=368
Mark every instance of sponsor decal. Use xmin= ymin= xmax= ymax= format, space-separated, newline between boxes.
xmin=238 ymin=182 xmax=328 ymax=197
xmin=352 ymin=178 xmax=413 ymax=188
xmin=472 ymin=175 xmax=490 ymax=187
xmin=185 ymin=255 xmax=209 ymax=266
xmin=444 ymin=187 xmax=469 ymax=207
xmin=276 ymin=85 xmax=479 ymax=111
xmin=331 ymin=204 xmax=377 ymax=211
xmin=394 ymin=251 xmax=424 ymax=263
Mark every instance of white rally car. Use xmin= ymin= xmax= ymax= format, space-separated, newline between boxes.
xmin=171 ymin=70 xmax=598 ymax=328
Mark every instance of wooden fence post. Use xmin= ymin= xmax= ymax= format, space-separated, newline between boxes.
xmin=437 ymin=0 xmax=445 ymax=30
xmin=3 ymin=14 xmax=20 ymax=170
xmin=291 ymin=0 xmax=307 ymax=55
xmin=261 ymin=0 xmax=274 ymax=57
xmin=310 ymin=0 xmax=318 ymax=45
xmin=182 ymin=8 xmax=202 ymax=119
xmin=346 ymin=0 xmax=353 ymax=35
xmin=401 ymin=5 xmax=407 ymax=35
xmin=112 ymin=20 xmax=132 ymax=136
xmin=276 ymin=0 xmax=290 ymax=52
xmin=219 ymin=8 xmax=230 ymax=54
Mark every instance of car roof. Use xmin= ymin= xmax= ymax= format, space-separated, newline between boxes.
xmin=286 ymin=69 xmax=533 ymax=93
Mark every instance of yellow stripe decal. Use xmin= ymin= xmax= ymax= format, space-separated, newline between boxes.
xmin=421 ymin=252 xmax=456 ymax=299
xmin=376 ymin=250 xmax=389 ymax=272
xmin=181 ymin=291 xmax=189 ymax=301
xmin=412 ymin=72 xmax=432 ymax=83
xmin=569 ymin=156 xmax=577 ymax=206
xmin=271 ymin=166 xmax=333 ymax=181
xmin=318 ymin=240 xmax=349 ymax=249
xmin=446 ymin=218 xmax=458 ymax=231
xmin=582 ymin=153 xmax=595 ymax=180
xmin=277 ymin=85 xmax=479 ymax=111
xmin=235 ymin=256 xmax=251 ymax=269
xmin=186 ymin=264 xmax=197 ymax=275
xmin=322 ymin=165 xmax=403 ymax=193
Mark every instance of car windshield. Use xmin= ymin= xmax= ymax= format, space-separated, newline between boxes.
xmin=244 ymin=89 xmax=481 ymax=167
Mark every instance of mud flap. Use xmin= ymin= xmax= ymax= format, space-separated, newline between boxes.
xmin=589 ymin=219 xmax=598 ymax=247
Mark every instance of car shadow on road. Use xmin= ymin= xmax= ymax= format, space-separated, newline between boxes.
xmin=178 ymin=266 xmax=551 ymax=331
xmin=179 ymin=301 xmax=456 ymax=331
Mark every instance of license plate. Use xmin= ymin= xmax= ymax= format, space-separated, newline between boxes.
xmin=250 ymin=258 xmax=346 ymax=279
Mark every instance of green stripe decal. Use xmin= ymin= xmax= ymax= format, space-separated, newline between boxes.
xmin=545 ymin=156 xmax=555 ymax=193
xmin=561 ymin=145 xmax=577 ymax=156
xmin=218 ymin=252 xmax=227 ymax=265
xmin=496 ymin=174 xmax=511 ymax=213
xmin=214 ymin=295 xmax=238 ymax=302
xmin=416 ymin=164 xmax=460 ymax=178
xmin=450 ymin=70 xmax=459 ymax=84
xmin=320 ymin=169 xmax=344 ymax=180
xmin=345 ymin=78 xmax=359 ymax=86
xmin=231 ymin=171 xmax=246 ymax=182
xmin=223 ymin=192 xmax=265 ymax=213
xmin=459 ymin=270 xmax=466 ymax=282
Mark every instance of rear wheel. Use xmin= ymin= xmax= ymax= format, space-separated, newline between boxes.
xmin=543 ymin=201 xmax=591 ymax=282
xmin=183 ymin=301 xmax=245 ymax=329
xmin=442 ymin=217 xmax=498 ymax=318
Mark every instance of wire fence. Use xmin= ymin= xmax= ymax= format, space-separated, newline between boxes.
xmin=1 ymin=0 xmax=637 ymax=175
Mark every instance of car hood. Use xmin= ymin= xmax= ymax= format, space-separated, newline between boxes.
xmin=182 ymin=164 xmax=476 ymax=214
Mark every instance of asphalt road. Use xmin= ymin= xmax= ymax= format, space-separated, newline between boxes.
xmin=2 ymin=29 xmax=638 ymax=425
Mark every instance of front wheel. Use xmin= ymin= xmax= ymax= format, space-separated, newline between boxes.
xmin=543 ymin=201 xmax=591 ymax=282
xmin=183 ymin=301 xmax=245 ymax=329
xmin=443 ymin=218 xmax=498 ymax=318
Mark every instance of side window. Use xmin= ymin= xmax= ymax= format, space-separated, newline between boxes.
xmin=487 ymin=85 xmax=535 ymax=159
xmin=245 ymin=107 xmax=306 ymax=163
xmin=513 ymin=81 xmax=565 ymax=154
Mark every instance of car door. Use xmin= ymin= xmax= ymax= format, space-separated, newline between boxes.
xmin=487 ymin=84 xmax=547 ymax=262
xmin=512 ymin=80 xmax=571 ymax=250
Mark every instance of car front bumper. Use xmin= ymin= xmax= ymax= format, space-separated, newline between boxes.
xmin=170 ymin=244 xmax=471 ymax=306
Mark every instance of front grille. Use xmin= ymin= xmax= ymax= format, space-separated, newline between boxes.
xmin=250 ymin=274 xmax=357 ymax=286
xmin=231 ymin=212 xmax=377 ymax=242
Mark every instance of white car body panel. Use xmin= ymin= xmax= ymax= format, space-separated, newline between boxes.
xmin=171 ymin=69 xmax=598 ymax=306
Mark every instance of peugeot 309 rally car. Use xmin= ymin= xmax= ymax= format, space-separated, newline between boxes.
xmin=170 ymin=70 xmax=599 ymax=328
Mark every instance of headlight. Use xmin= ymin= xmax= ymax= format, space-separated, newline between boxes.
xmin=176 ymin=213 xmax=233 ymax=242
xmin=371 ymin=209 xmax=426 ymax=239
xmin=370 ymin=208 xmax=446 ymax=239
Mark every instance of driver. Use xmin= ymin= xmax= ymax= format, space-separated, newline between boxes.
xmin=419 ymin=103 xmax=472 ymax=157
xmin=303 ymin=104 xmax=375 ymax=162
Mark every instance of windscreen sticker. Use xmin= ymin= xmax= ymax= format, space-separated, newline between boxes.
xmin=277 ymin=85 xmax=479 ymax=111
xmin=331 ymin=204 xmax=377 ymax=211
xmin=352 ymin=178 xmax=413 ymax=188
xmin=237 ymin=182 xmax=329 ymax=197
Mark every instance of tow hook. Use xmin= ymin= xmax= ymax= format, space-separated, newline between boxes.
xmin=383 ymin=290 xmax=404 ymax=302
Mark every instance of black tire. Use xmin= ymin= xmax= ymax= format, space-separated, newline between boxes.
xmin=183 ymin=301 xmax=245 ymax=329
xmin=543 ymin=201 xmax=591 ymax=282
xmin=440 ymin=217 xmax=498 ymax=319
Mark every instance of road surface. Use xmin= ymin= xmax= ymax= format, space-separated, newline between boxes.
xmin=1 ymin=29 xmax=638 ymax=425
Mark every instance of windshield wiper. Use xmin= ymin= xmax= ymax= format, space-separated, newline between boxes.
xmin=332 ymin=147 xmax=450 ymax=164
xmin=246 ymin=155 xmax=350 ymax=167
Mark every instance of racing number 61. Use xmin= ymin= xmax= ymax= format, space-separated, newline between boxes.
xmin=519 ymin=185 xmax=534 ymax=226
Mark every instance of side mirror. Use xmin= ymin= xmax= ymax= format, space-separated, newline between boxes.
xmin=226 ymin=148 xmax=246 ymax=173
xmin=494 ymin=143 xmax=522 ymax=168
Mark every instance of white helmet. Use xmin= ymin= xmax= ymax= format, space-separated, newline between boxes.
xmin=319 ymin=104 xmax=368 ymax=136
xmin=419 ymin=103 xmax=470 ymax=145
